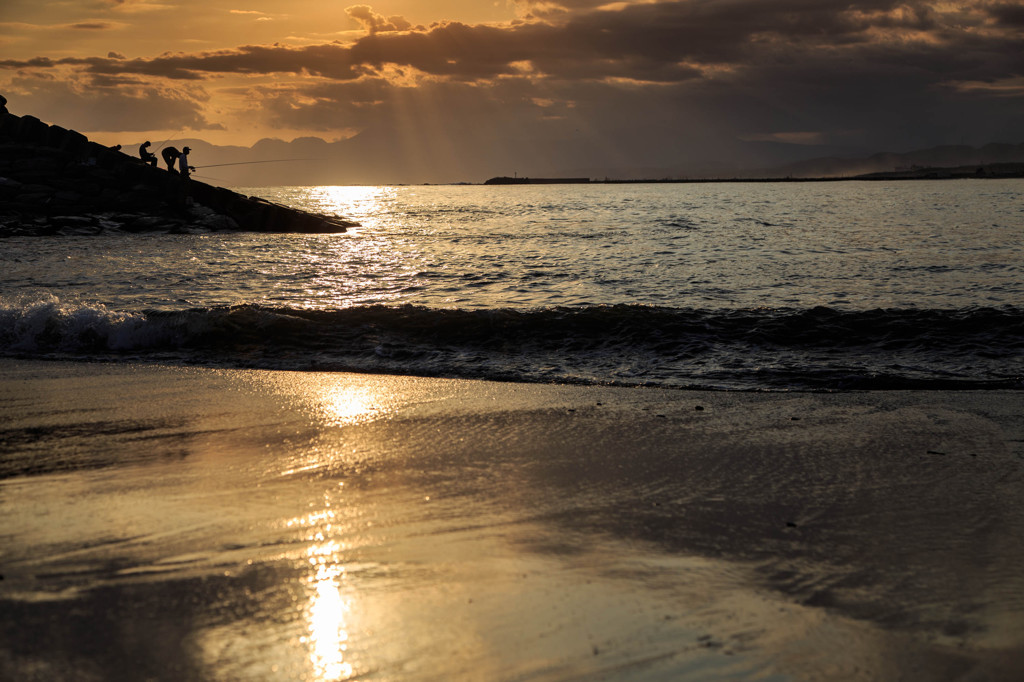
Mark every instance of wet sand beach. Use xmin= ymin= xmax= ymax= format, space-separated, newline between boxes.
xmin=2 ymin=358 xmax=1024 ymax=681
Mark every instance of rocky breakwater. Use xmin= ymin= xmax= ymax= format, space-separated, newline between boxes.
xmin=0 ymin=110 xmax=357 ymax=237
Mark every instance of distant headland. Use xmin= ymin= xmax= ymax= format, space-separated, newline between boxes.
xmin=485 ymin=163 xmax=1024 ymax=185
xmin=0 ymin=104 xmax=357 ymax=237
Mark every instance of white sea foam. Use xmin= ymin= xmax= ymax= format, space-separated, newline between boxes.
xmin=0 ymin=294 xmax=149 ymax=352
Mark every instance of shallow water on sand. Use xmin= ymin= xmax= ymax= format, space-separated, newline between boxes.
xmin=3 ymin=360 xmax=1024 ymax=680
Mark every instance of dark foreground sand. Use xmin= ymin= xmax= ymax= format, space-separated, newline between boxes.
xmin=2 ymin=359 xmax=1023 ymax=681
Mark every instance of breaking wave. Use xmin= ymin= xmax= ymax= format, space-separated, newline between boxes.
xmin=2 ymin=295 xmax=1021 ymax=390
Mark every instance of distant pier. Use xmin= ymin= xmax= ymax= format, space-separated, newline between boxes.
xmin=484 ymin=176 xmax=591 ymax=185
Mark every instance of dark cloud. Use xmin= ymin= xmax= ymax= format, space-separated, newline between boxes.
xmin=2 ymin=0 xmax=1021 ymax=177
xmin=88 ymin=73 xmax=149 ymax=86
xmin=100 ymin=44 xmax=360 ymax=81
xmin=5 ymin=1 xmax=1020 ymax=87
xmin=0 ymin=44 xmax=358 ymax=81
xmin=8 ymin=73 xmax=223 ymax=132
xmin=70 ymin=22 xmax=116 ymax=30
xmin=988 ymin=2 xmax=1024 ymax=27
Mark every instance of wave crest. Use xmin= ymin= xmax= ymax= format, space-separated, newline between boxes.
xmin=2 ymin=297 xmax=1021 ymax=390
xmin=0 ymin=295 xmax=150 ymax=352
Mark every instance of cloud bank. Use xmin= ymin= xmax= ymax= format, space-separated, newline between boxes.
xmin=2 ymin=0 xmax=1022 ymax=181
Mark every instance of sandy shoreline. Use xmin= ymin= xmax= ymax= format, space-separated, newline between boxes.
xmin=2 ymin=358 xmax=1024 ymax=681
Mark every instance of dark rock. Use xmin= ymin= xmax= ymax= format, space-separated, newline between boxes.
xmin=58 ymin=129 xmax=90 ymax=156
xmin=0 ymin=110 xmax=358 ymax=236
xmin=45 ymin=124 xmax=71 ymax=149
xmin=199 ymin=214 xmax=240 ymax=231
xmin=0 ymin=114 xmax=20 ymax=137
xmin=51 ymin=215 xmax=96 ymax=227
xmin=53 ymin=190 xmax=84 ymax=204
xmin=0 ymin=177 xmax=22 ymax=200
xmin=16 ymin=115 xmax=48 ymax=145
xmin=124 ymin=216 xmax=186 ymax=233
xmin=96 ymin=216 xmax=127 ymax=231
xmin=52 ymin=215 xmax=102 ymax=235
xmin=17 ymin=183 xmax=53 ymax=195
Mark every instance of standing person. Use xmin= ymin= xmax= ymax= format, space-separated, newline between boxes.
xmin=139 ymin=141 xmax=158 ymax=167
xmin=161 ymin=146 xmax=180 ymax=171
xmin=178 ymin=146 xmax=193 ymax=178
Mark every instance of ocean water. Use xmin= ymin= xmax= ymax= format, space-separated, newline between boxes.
xmin=2 ymin=180 xmax=1022 ymax=390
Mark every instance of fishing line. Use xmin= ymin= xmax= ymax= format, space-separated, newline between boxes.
xmin=190 ymin=173 xmax=228 ymax=183
xmin=196 ymin=158 xmax=325 ymax=169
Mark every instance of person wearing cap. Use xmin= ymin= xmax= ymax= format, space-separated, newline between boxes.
xmin=178 ymin=146 xmax=194 ymax=178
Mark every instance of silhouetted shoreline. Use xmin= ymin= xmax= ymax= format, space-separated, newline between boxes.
xmin=485 ymin=163 xmax=1024 ymax=185
xmin=0 ymin=110 xmax=358 ymax=236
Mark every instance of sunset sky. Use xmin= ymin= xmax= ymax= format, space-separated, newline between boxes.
xmin=2 ymin=0 xmax=1023 ymax=183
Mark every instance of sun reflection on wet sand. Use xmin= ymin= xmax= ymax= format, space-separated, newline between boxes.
xmin=305 ymin=543 xmax=354 ymax=681
xmin=7 ymin=362 xmax=1023 ymax=681
xmin=287 ymin=489 xmax=360 ymax=681
xmin=317 ymin=384 xmax=385 ymax=426
xmin=244 ymin=368 xmax=420 ymax=431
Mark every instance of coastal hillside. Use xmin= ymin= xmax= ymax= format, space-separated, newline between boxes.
xmin=0 ymin=102 xmax=357 ymax=237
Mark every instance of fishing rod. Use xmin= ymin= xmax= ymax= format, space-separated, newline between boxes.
xmin=154 ymin=129 xmax=185 ymax=152
xmin=196 ymin=158 xmax=325 ymax=169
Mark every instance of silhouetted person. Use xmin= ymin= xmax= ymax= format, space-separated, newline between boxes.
xmin=178 ymin=146 xmax=194 ymax=178
xmin=0 ymin=94 xmax=8 ymax=115
xmin=161 ymin=146 xmax=180 ymax=171
xmin=139 ymin=141 xmax=158 ymax=167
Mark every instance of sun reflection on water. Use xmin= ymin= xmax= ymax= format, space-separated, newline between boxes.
xmin=299 ymin=185 xmax=395 ymax=228
xmin=243 ymin=184 xmax=448 ymax=309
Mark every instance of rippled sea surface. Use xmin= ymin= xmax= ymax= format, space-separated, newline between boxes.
xmin=2 ymin=180 xmax=1022 ymax=389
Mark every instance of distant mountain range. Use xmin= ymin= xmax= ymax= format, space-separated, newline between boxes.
xmin=584 ymin=142 xmax=1024 ymax=181
xmin=753 ymin=142 xmax=1024 ymax=179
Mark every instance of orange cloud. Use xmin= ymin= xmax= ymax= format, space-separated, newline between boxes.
xmin=345 ymin=5 xmax=417 ymax=34
xmin=5 ymin=1 xmax=1022 ymax=87
xmin=3 ymin=0 xmax=1022 ymax=166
